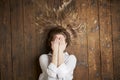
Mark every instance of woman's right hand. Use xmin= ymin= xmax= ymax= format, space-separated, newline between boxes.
xmin=51 ymin=38 xmax=59 ymax=66
xmin=51 ymin=38 xmax=59 ymax=54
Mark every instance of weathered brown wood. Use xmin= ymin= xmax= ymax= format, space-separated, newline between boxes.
xmin=34 ymin=0 xmax=56 ymax=55
xmin=71 ymin=0 xmax=88 ymax=80
xmin=33 ymin=0 xmax=54 ymax=78
xmin=23 ymin=0 xmax=38 ymax=80
xmin=111 ymin=0 xmax=120 ymax=80
xmin=0 ymin=0 xmax=12 ymax=80
xmin=87 ymin=0 xmax=101 ymax=80
xmin=99 ymin=0 xmax=113 ymax=80
xmin=10 ymin=0 xmax=25 ymax=80
xmin=1 ymin=0 xmax=120 ymax=80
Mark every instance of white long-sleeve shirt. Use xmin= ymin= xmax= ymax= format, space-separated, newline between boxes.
xmin=38 ymin=52 xmax=77 ymax=80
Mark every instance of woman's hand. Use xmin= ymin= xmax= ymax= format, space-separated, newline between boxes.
xmin=59 ymin=37 xmax=67 ymax=53
xmin=58 ymin=36 xmax=67 ymax=66
xmin=51 ymin=38 xmax=59 ymax=54
xmin=51 ymin=34 xmax=67 ymax=67
xmin=51 ymin=38 xmax=59 ymax=66
xmin=51 ymin=35 xmax=67 ymax=53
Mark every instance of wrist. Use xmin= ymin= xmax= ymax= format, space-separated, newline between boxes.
xmin=52 ymin=51 xmax=58 ymax=55
xmin=59 ymin=50 xmax=64 ymax=54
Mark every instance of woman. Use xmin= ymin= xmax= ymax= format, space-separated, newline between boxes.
xmin=39 ymin=26 xmax=77 ymax=80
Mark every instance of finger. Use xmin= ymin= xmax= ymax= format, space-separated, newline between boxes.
xmin=54 ymin=38 xmax=59 ymax=43
xmin=60 ymin=38 xmax=65 ymax=44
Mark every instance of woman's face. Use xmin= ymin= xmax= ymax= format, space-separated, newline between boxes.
xmin=50 ymin=34 xmax=67 ymax=52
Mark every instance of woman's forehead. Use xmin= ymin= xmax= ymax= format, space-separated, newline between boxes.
xmin=52 ymin=34 xmax=66 ymax=40
xmin=55 ymin=34 xmax=65 ymax=37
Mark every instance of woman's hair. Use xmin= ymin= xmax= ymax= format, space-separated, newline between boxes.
xmin=46 ymin=26 xmax=71 ymax=52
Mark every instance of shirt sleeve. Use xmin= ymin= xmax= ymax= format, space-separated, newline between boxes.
xmin=39 ymin=54 xmax=49 ymax=80
xmin=39 ymin=54 xmax=49 ymax=73
xmin=39 ymin=54 xmax=57 ymax=80
xmin=47 ymin=63 xmax=57 ymax=78
xmin=57 ymin=55 xmax=77 ymax=79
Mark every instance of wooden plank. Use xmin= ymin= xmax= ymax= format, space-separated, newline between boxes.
xmin=99 ymin=0 xmax=113 ymax=80
xmin=111 ymin=0 xmax=120 ymax=80
xmin=70 ymin=0 xmax=89 ymax=80
xmin=23 ymin=0 xmax=37 ymax=80
xmin=10 ymin=0 xmax=25 ymax=80
xmin=0 ymin=0 xmax=3 ymax=66
xmin=0 ymin=0 xmax=13 ymax=80
xmin=34 ymin=0 xmax=56 ymax=55
xmin=34 ymin=0 xmax=56 ymax=78
xmin=87 ymin=0 xmax=101 ymax=80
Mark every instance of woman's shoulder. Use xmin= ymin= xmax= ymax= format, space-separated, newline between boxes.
xmin=69 ymin=54 xmax=77 ymax=61
xmin=39 ymin=54 xmax=48 ymax=58
xmin=65 ymin=52 xmax=77 ymax=62
xmin=39 ymin=54 xmax=49 ymax=63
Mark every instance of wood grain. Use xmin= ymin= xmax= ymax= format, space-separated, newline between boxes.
xmin=111 ymin=0 xmax=120 ymax=80
xmin=99 ymin=0 xmax=113 ymax=80
xmin=72 ymin=0 xmax=88 ymax=80
xmin=10 ymin=0 xmax=25 ymax=80
xmin=0 ymin=0 xmax=120 ymax=80
xmin=87 ymin=0 xmax=101 ymax=80
xmin=0 ymin=0 xmax=12 ymax=80
xmin=23 ymin=0 xmax=37 ymax=80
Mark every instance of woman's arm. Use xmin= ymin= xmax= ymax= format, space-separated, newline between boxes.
xmin=58 ymin=37 xmax=66 ymax=66
xmin=39 ymin=54 xmax=57 ymax=80
xmin=57 ymin=37 xmax=77 ymax=79
xmin=47 ymin=63 xmax=57 ymax=79
xmin=51 ymin=37 xmax=59 ymax=66
xmin=47 ymin=35 xmax=77 ymax=80
xmin=39 ymin=54 xmax=49 ymax=80
xmin=57 ymin=55 xmax=77 ymax=79
xmin=46 ymin=38 xmax=59 ymax=79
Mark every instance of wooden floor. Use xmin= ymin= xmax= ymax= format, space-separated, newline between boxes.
xmin=0 ymin=0 xmax=120 ymax=80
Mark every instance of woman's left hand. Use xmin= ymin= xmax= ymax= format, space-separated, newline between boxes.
xmin=59 ymin=36 xmax=67 ymax=53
